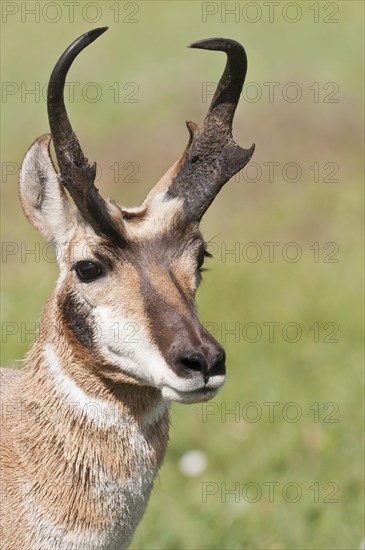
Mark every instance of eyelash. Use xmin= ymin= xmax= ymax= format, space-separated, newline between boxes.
xmin=198 ymin=250 xmax=212 ymax=272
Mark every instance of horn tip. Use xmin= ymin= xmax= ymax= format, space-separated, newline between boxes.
xmin=87 ymin=27 xmax=109 ymax=40
xmin=188 ymin=37 xmax=244 ymax=54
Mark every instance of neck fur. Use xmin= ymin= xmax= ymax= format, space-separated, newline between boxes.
xmin=9 ymin=296 xmax=170 ymax=547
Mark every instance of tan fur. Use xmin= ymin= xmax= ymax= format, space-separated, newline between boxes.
xmin=1 ymin=131 xmax=225 ymax=548
xmin=1 ymin=297 xmax=169 ymax=549
xmin=0 ymin=25 xmax=256 ymax=545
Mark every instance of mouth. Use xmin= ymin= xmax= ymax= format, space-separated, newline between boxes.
xmin=161 ymin=380 xmax=224 ymax=404
xmin=104 ymin=344 xmax=225 ymax=403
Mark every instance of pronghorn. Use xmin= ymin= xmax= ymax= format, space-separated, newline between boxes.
xmin=0 ymin=27 xmax=254 ymax=549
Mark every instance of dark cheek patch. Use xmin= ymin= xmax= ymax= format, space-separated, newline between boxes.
xmin=58 ymin=290 xmax=96 ymax=349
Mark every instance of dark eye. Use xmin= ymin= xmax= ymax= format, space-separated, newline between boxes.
xmin=75 ymin=261 xmax=102 ymax=282
xmin=197 ymin=247 xmax=212 ymax=272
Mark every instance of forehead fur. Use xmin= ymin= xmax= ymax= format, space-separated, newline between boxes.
xmin=123 ymin=193 xmax=190 ymax=241
xmin=63 ymin=193 xmax=202 ymax=265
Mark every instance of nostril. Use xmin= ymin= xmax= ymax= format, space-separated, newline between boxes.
xmin=210 ymin=350 xmax=226 ymax=375
xmin=176 ymin=351 xmax=225 ymax=383
xmin=180 ymin=354 xmax=207 ymax=373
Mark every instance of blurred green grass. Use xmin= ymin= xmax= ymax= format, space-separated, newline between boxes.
xmin=1 ymin=2 xmax=363 ymax=549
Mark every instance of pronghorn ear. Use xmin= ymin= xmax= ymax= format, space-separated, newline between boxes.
xmin=142 ymin=122 xmax=196 ymax=208
xmin=19 ymin=134 xmax=75 ymax=243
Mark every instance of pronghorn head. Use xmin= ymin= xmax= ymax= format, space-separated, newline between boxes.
xmin=19 ymin=28 xmax=254 ymax=404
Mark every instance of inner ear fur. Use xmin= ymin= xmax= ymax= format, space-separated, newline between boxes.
xmin=19 ymin=134 xmax=75 ymax=244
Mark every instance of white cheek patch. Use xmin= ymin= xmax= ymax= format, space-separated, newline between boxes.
xmin=92 ymin=305 xmax=201 ymax=393
xmin=45 ymin=293 xmax=222 ymax=408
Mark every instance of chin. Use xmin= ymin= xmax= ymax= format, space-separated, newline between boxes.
xmin=161 ymin=381 xmax=225 ymax=404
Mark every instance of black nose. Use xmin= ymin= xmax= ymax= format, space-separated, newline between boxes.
xmin=210 ymin=350 xmax=226 ymax=376
xmin=178 ymin=350 xmax=226 ymax=383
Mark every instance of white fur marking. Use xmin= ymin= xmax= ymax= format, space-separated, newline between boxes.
xmin=43 ymin=344 xmax=123 ymax=429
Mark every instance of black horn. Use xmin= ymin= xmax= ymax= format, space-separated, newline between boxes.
xmin=166 ymin=38 xmax=255 ymax=221
xmin=47 ymin=27 xmax=124 ymax=245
